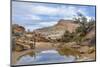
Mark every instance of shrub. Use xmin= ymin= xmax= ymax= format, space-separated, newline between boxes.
xmin=62 ymin=30 xmax=74 ymax=42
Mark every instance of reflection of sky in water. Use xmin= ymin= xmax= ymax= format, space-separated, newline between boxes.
xmin=16 ymin=50 xmax=76 ymax=65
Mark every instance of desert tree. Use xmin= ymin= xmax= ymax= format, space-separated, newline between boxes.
xmin=73 ymin=12 xmax=88 ymax=45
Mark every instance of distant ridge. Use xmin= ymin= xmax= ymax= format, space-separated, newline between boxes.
xmin=33 ymin=19 xmax=80 ymax=40
xmin=34 ymin=19 xmax=80 ymax=33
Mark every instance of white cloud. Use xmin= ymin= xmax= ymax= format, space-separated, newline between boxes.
xmin=77 ymin=8 xmax=88 ymax=16
xmin=25 ymin=21 xmax=58 ymax=31
xmin=29 ymin=15 xmax=41 ymax=20
xmin=12 ymin=1 xmax=95 ymax=31
xmin=13 ymin=1 xmax=90 ymax=21
xmin=59 ymin=6 xmax=78 ymax=20
xmin=86 ymin=16 xmax=95 ymax=22
xmin=32 ymin=5 xmax=60 ymax=16
xmin=31 ymin=5 xmax=88 ymax=20
xmin=60 ymin=6 xmax=77 ymax=16
xmin=39 ymin=21 xmax=58 ymax=26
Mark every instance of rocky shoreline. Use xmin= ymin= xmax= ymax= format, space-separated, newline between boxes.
xmin=12 ymin=19 xmax=96 ymax=64
xmin=12 ymin=42 xmax=96 ymax=65
xmin=56 ymin=42 xmax=96 ymax=61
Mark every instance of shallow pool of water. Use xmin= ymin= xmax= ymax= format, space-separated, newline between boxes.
xmin=15 ymin=50 xmax=76 ymax=65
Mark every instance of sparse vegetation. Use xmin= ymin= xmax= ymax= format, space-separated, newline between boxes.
xmin=62 ymin=30 xmax=74 ymax=42
xmin=12 ymin=13 xmax=95 ymax=64
xmin=73 ymin=12 xmax=95 ymax=45
xmin=58 ymin=12 xmax=95 ymax=46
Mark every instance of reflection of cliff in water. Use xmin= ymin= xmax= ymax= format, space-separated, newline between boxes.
xmin=17 ymin=50 xmax=36 ymax=61
xmin=14 ymin=45 xmax=81 ymax=65
xmin=56 ymin=46 xmax=80 ymax=58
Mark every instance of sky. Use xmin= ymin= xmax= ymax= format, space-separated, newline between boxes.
xmin=12 ymin=1 xmax=96 ymax=31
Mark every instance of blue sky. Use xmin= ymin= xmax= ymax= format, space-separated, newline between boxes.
xmin=12 ymin=1 xmax=96 ymax=31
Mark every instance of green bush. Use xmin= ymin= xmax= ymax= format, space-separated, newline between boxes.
xmin=62 ymin=31 xmax=75 ymax=42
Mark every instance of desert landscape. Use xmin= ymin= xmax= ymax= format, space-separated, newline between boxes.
xmin=12 ymin=18 xmax=96 ymax=65
xmin=11 ymin=1 xmax=96 ymax=66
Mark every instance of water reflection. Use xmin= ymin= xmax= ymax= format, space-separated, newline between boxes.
xmin=17 ymin=50 xmax=36 ymax=61
xmin=56 ymin=46 xmax=80 ymax=58
xmin=15 ymin=46 xmax=80 ymax=65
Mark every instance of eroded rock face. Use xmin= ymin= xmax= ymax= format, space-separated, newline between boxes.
xmin=12 ymin=19 xmax=96 ymax=52
xmin=33 ymin=20 xmax=80 ymax=42
xmin=12 ymin=24 xmax=35 ymax=51
xmin=12 ymin=24 xmax=25 ymax=34
xmin=56 ymin=20 xmax=80 ymax=33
